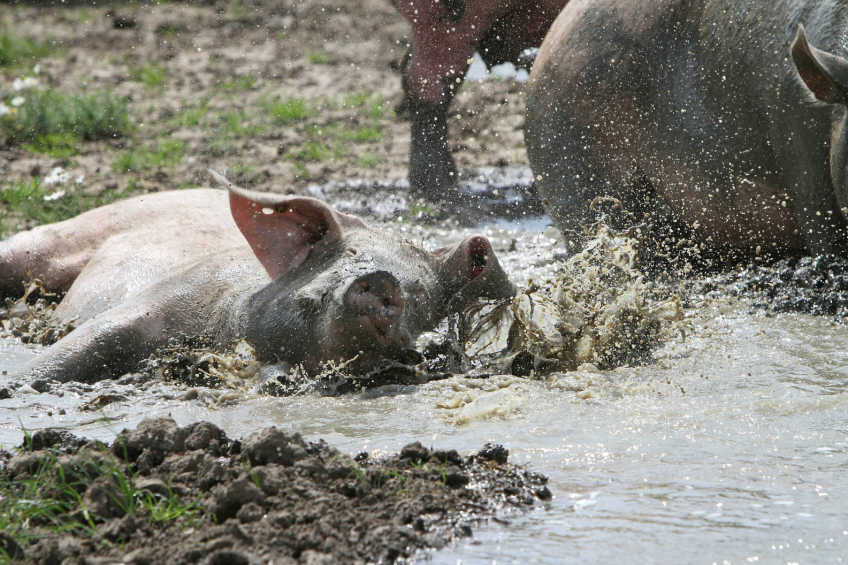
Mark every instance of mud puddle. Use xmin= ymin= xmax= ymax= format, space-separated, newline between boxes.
xmin=4 ymin=179 xmax=848 ymax=563
xmin=306 ymin=164 xmax=545 ymax=229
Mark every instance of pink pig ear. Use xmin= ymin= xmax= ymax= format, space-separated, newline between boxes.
xmin=210 ymin=170 xmax=362 ymax=279
xmin=434 ymin=235 xmax=515 ymax=312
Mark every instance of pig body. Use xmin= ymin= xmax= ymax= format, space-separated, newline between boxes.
xmin=397 ymin=0 xmax=568 ymax=196
xmin=0 ymin=176 xmax=514 ymax=383
xmin=526 ymin=0 xmax=848 ymax=257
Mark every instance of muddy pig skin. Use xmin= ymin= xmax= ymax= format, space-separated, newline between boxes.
xmin=526 ymin=0 xmax=848 ymax=258
xmin=0 ymin=173 xmax=514 ymax=383
xmin=396 ymin=0 xmax=567 ymax=196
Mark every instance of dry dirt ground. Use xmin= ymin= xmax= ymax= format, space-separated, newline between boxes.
xmin=0 ymin=0 xmax=529 ymax=236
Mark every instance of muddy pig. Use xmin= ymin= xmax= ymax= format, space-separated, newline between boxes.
xmin=526 ymin=0 xmax=848 ymax=259
xmin=396 ymin=0 xmax=567 ymax=197
xmin=0 ymin=172 xmax=514 ymax=383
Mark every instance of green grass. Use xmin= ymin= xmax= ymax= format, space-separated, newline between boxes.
xmin=226 ymin=162 xmax=267 ymax=185
xmin=264 ymin=96 xmax=309 ymax=125
xmin=131 ymin=61 xmax=167 ymax=91
xmin=291 ymin=140 xmax=332 ymax=162
xmin=170 ymin=103 xmax=209 ymax=128
xmin=359 ymin=152 xmax=384 ymax=168
xmin=0 ymin=442 xmax=203 ymax=560
xmin=0 ymin=179 xmax=135 ymax=232
xmin=217 ymin=74 xmax=257 ymax=91
xmin=21 ymin=132 xmax=79 ymax=158
xmin=112 ymin=139 xmax=186 ymax=173
xmin=0 ymin=24 xmax=53 ymax=70
xmin=218 ymin=110 xmax=264 ymax=136
xmin=0 ymin=89 xmax=132 ymax=147
xmin=341 ymin=92 xmax=392 ymax=119
xmin=340 ymin=124 xmax=382 ymax=142
xmin=231 ymin=0 xmax=246 ymax=18
xmin=306 ymin=51 xmax=332 ymax=65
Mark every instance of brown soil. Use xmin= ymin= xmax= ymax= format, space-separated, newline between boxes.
xmin=1 ymin=418 xmax=551 ymax=565
xmin=0 ymin=0 xmax=529 ymax=235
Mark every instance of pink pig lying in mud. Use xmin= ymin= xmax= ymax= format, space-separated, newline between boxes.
xmin=0 ymin=172 xmax=514 ymax=383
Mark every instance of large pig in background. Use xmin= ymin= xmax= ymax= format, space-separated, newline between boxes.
xmin=526 ymin=0 xmax=848 ymax=259
xmin=396 ymin=0 xmax=568 ymax=197
xmin=0 ymin=173 xmax=514 ymax=383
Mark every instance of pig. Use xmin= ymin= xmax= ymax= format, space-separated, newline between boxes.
xmin=396 ymin=0 xmax=568 ymax=196
xmin=525 ymin=0 xmax=848 ymax=259
xmin=0 ymin=172 xmax=514 ymax=384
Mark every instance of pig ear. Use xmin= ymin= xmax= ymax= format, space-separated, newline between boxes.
xmin=434 ymin=235 xmax=516 ymax=312
xmin=791 ymin=24 xmax=848 ymax=105
xmin=210 ymin=170 xmax=357 ymax=279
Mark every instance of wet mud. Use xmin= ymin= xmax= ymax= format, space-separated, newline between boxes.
xmin=306 ymin=164 xmax=542 ymax=228
xmin=695 ymin=254 xmax=848 ymax=320
xmin=0 ymin=417 xmax=550 ymax=565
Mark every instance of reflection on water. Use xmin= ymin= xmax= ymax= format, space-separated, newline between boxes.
xmin=2 ymin=222 xmax=848 ymax=564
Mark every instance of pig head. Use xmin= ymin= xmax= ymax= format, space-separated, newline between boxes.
xmin=1 ymin=173 xmax=514 ymax=383
xmin=395 ymin=0 xmax=567 ymax=197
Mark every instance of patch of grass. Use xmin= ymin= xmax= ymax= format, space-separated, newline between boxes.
xmin=112 ymin=150 xmax=144 ymax=174
xmin=149 ymin=139 xmax=186 ymax=168
xmin=359 ymin=152 xmax=384 ymax=168
xmin=340 ymin=124 xmax=382 ymax=142
xmin=343 ymin=91 xmax=371 ymax=108
xmin=130 ymin=61 xmax=167 ymax=91
xmin=141 ymin=490 xmax=202 ymax=527
xmin=291 ymin=140 xmax=332 ymax=162
xmin=289 ymin=159 xmax=309 ymax=180
xmin=155 ymin=24 xmax=177 ymax=37
xmin=226 ymin=162 xmax=268 ymax=185
xmin=306 ymin=51 xmax=332 ymax=65
xmin=0 ymin=440 xmax=205 ymax=558
xmin=0 ymin=24 xmax=53 ymax=69
xmin=0 ymin=179 xmax=136 ymax=231
xmin=341 ymin=92 xmax=392 ymax=119
xmin=0 ymin=89 xmax=132 ymax=146
xmin=170 ymin=103 xmax=208 ymax=128
xmin=218 ymin=74 xmax=257 ymax=91
xmin=231 ymin=0 xmax=246 ymax=18
xmin=364 ymin=93 xmax=392 ymax=119
xmin=218 ymin=110 xmax=264 ymax=136
xmin=112 ymin=139 xmax=186 ymax=173
xmin=21 ymin=133 xmax=79 ymax=158
xmin=264 ymin=96 xmax=309 ymax=125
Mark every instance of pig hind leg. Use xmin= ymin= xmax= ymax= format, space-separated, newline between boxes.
xmin=0 ymin=227 xmax=94 ymax=299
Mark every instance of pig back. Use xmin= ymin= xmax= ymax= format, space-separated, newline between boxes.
xmin=52 ymin=189 xmax=247 ymax=325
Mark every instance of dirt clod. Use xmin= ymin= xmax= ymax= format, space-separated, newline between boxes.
xmin=1 ymin=419 xmax=550 ymax=565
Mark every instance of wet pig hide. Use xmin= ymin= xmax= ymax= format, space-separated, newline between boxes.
xmin=0 ymin=171 xmax=514 ymax=383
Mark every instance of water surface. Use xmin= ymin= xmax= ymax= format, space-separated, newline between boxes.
xmin=2 ymin=223 xmax=846 ymax=565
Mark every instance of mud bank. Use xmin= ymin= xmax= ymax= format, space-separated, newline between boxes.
xmin=0 ymin=417 xmax=550 ymax=565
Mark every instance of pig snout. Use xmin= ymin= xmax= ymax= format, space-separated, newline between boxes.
xmin=344 ymin=271 xmax=406 ymax=345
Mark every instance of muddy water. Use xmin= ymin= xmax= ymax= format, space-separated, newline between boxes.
xmin=3 ymin=185 xmax=848 ymax=563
